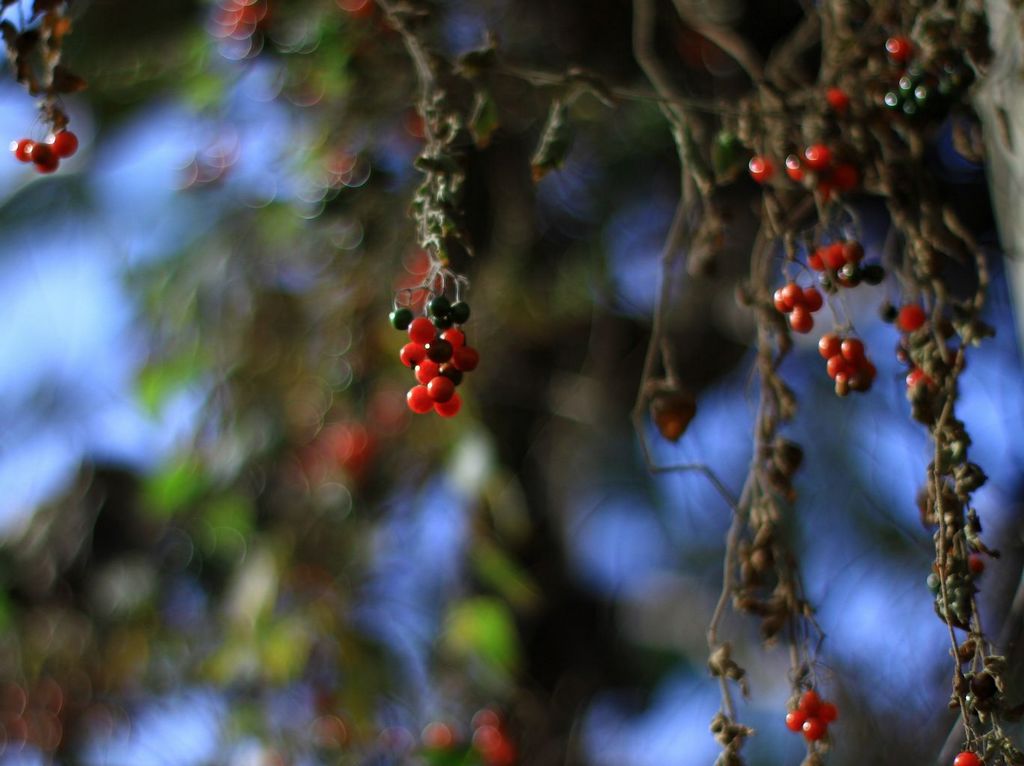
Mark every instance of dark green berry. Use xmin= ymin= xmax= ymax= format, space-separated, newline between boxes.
xmin=883 ymin=91 xmax=902 ymax=110
xmin=862 ymin=264 xmax=886 ymax=285
xmin=433 ymin=313 xmax=454 ymax=330
xmin=901 ymin=100 xmax=919 ymax=117
xmin=439 ymin=363 xmax=463 ymax=386
xmin=390 ymin=307 xmax=413 ymax=330
xmin=880 ymin=303 xmax=898 ymax=322
xmin=428 ymin=296 xmax=452 ymax=319
xmin=449 ymin=301 xmax=471 ymax=324
xmin=898 ymin=75 xmax=917 ymax=94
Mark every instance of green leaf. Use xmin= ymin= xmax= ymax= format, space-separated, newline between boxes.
xmin=136 ymin=347 xmax=204 ymax=416
xmin=142 ymin=454 xmax=207 ymax=518
xmin=530 ymin=99 xmax=572 ymax=182
xmin=469 ymin=89 xmax=500 ymax=149
xmin=443 ymin=597 xmax=520 ymax=676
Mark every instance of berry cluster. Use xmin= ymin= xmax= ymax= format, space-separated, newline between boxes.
xmin=773 ymin=282 xmax=823 ymax=334
xmin=881 ymin=35 xmax=975 ymax=120
xmin=888 ymin=303 xmax=940 ymax=394
xmin=819 ymin=333 xmax=877 ymax=396
xmin=807 ymin=239 xmax=885 ymax=288
xmin=10 ymin=130 xmax=78 ymax=174
xmin=419 ymin=709 xmax=516 ymax=766
xmin=391 ymin=297 xmax=478 ymax=418
xmin=783 ymin=143 xmax=859 ymax=200
xmin=785 ymin=689 xmax=838 ymax=742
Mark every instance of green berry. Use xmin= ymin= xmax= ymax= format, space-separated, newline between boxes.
xmin=883 ymin=91 xmax=902 ymax=110
xmin=901 ymin=100 xmax=919 ymax=117
xmin=450 ymin=301 xmax=471 ymax=324
xmin=433 ymin=313 xmax=454 ymax=329
xmin=390 ymin=307 xmax=413 ymax=330
xmin=428 ymin=296 xmax=451 ymax=319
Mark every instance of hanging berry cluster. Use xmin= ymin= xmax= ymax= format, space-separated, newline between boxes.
xmin=807 ymin=240 xmax=884 ymax=289
xmin=880 ymin=36 xmax=975 ymax=121
xmin=1 ymin=1 xmax=85 ymax=174
xmin=391 ymin=292 xmax=478 ymax=418
xmin=784 ymin=689 xmax=838 ymax=745
xmin=772 ymin=282 xmax=823 ymax=334
xmin=818 ymin=334 xmax=876 ymax=396
xmin=749 ymin=142 xmax=859 ymax=201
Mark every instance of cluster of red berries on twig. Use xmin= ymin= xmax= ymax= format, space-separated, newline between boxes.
xmin=773 ymin=282 xmax=823 ymax=334
xmin=748 ymin=142 xmax=859 ymax=201
xmin=10 ymin=130 xmax=78 ymax=174
xmin=891 ymin=303 xmax=937 ymax=392
xmin=420 ymin=708 xmax=516 ymax=766
xmin=808 ymin=239 xmax=884 ymax=289
xmin=819 ymin=333 xmax=876 ymax=396
xmin=785 ymin=689 xmax=838 ymax=743
xmin=391 ymin=296 xmax=478 ymax=417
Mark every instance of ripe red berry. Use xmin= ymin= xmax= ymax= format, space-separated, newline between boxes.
xmin=954 ymin=753 xmax=982 ymax=766
xmin=808 ymin=249 xmax=825 ymax=271
xmin=773 ymin=288 xmax=790 ymax=314
xmin=826 ymin=87 xmax=850 ymax=113
xmin=842 ymin=240 xmax=864 ymax=264
xmin=452 ymin=346 xmax=479 ymax=372
xmin=785 ymin=154 xmax=804 ymax=182
xmin=10 ymin=138 xmax=33 ymax=163
xmin=421 ymin=722 xmax=456 ymax=750
xmin=47 ymin=130 xmax=78 ymax=158
xmin=841 ymin=338 xmax=865 ymax=363
xmin=898 ymin=304 xmax=927 ymax=332
xmin=400 ymin=342 xmax=427 ymax=368
xmin=785 ymin=710 xmax=807 ymax=732
xmin=826 ymin=354 xmax=848 ymax=379
xmin=802 ymin=287 xmax=823 ymax=312
xmin=832 ymin=163 xmax=859 ymax=191
xmin=415 ymin=360 xmax=440 ymax=385
xmin=29 ymin=142 xmax=58 ymax=174
xmin=886 ymin=35 xmax=913 ymax=63
xmin=823 ymin=242 xmax=846 ymax=271
xmin=748 ymin=155 xmax=774 ymax=183
xmin=434 ymin=392 xmax=461 ymax=417
xmin=789 ymin=307 xmax=813 ymax=334
xmin=441 ymin=328 xmax=465 ymax=349
xmin=780 ymin=282 xmax=803 ymax=310
xmin=819 ymin=334 xmax=841 ymax=359
xmin=906 ymin=368 xmax=932 ymax=389
xmin=407 ymin=385 xmax=433 ymax=414
xmin=803 ymin=144 xmax=832 ymax=171
xmin=408 ymin=316 xmax=436 ymax=344
xmin=802 ymin=717 xmax=827 ymax=742
xmin=819 ymin=702 xmax=838 ymax=723
xmin=427 ymin=375 xmax=455 ymax=403
xmin=968 ymin=553 xmax=985 ymax=575
xmin=865 ymin=360 xmax=877 ymax=380
xmin=798 ymin=690 xmax=822 ymax=716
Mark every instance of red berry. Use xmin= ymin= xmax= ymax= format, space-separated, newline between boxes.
xmin=421 ymin=722 xmax=456 ymax=750
xmin=434 ymin=392 xmax=461 ymax=417
xmin=841 ymin=338 xmax=865 ymax=363
xmin=452 ymin=346 xmax=479 ymax=372
xmin=826 ymin=87 xmax=850 ymax=113
xmin=954 ymin=753 xmax=982 ymax=766
xmin=785 ymin=710 xmax=807 ymax=732
xmin=780 ymin=282 xmax=803 ymax=310
xmin=842 ymin=240 xmax=864 ymax=264
xmin=785 ymin=154 xmax=804 ymax=182
xmin=748 ymin=155 xmax=774 ymax=183
xmin=415 ymin=360 xmax=440 ymax=385
xmin=802 ymin=287 xmax=823 ymax=312
xmin=773 ymin=288 xmax=790 ymax=314
xmin=819 ymin=334 xmax=841 ymax=359
xmin=29 ymin=142 xmax=58 ymax=174
xmin=808 ymin=249 xmax=825 ymax=271
xmin=471 ymin=709 xmax=502 ymax=730
xmin=823 ymin=242 xmax=846 ymax=270
xmin=803 ymin=144 xmax=832 ymax=171
xmin=441 ymin=328 xmax=465 ymax=349
xmin=427 ymin=375 xmax=455 ymax=403
xmin=968 ymin=554 xmax=985 ymax=575
xmin=408 ymin=316 xmax=436 ymax=344
xmin=865 ymin=360 xmax=877 ymax=380
xmin=400 ymin=342 xmax=427 ymax=368
xmin=832 ymin=163 xmax=859 ymax=191
xmin=827 ymin=355 xmax=848 ymax=379
xmin=906 ymin=368 xmax=932 ymax=389
xmin=898 ymin=304 xmax=927 ymax=332
xmin=819 ymin=702 xmax=838 ymax=723
xmin=10 ymin=138 xmax=33 ymax=163
xmin=886 ymin=35 xmax=913 ymax=63
xmin=47 ymin=130 xmax=78 ymax=158
xmin=789 ymin=307 xmax=813 ymax=333
xmin=802 ymin=717 xmax=827 ymax=742
xmin=407 ymin=385 xmax=433 ymax=414
xmin=798 ymin=690 xmax=822 ymax=716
